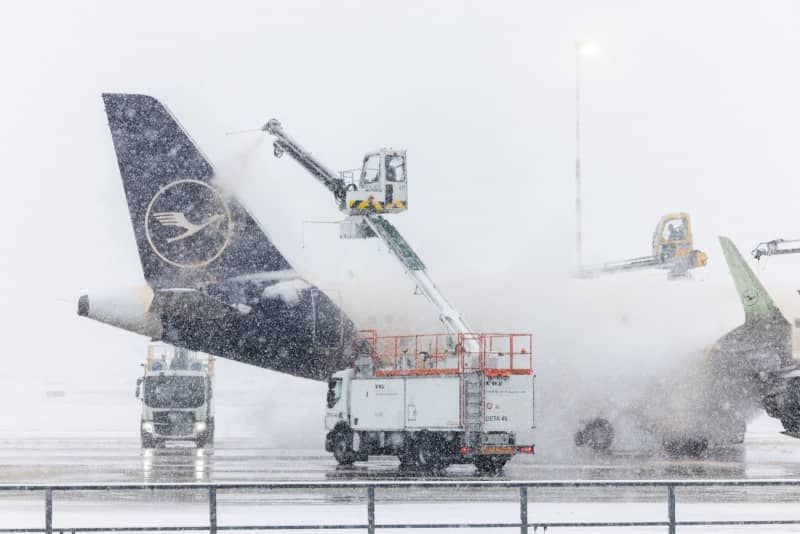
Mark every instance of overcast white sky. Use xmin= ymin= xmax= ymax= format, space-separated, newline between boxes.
xmin=2 ymin=0 xmax=800 ymax=444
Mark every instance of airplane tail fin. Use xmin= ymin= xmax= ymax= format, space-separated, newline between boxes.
xmin=102 ymin=93 xmax=292 ymax=287
xmin=718 ymin=236 xmax=789 ymax=326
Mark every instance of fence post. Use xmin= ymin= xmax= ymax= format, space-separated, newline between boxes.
xmin=519 ymin=486 xmax=528 ymax=534
xmin=367 ymin=486 xmax=375 ymax=534
xmin=208 ymin=486 xmax=217 ymax=534
xmin=45 ymin=488 xmax=52 ymax=534
xmin=667 ymin=485 xmax=676 ymax=534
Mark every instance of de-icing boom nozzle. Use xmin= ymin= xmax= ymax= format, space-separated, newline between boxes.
xmin=261 ymin=118 xmax=348 ymax=202
xmin=262 ymin=118 xmax=282 ymax=134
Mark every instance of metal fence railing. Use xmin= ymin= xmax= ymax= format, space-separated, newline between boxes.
xmin=1 ymin=479 xmax=800 ymax=533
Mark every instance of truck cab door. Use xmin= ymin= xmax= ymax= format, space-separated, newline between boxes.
xmin=324 ymin=374 xmax=349 ymax=430
xmin=383 ymin=151 xmax=407 ymax=210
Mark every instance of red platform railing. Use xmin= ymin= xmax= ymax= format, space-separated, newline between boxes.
xmin=353 ymin=330 xmax=533 ymax=377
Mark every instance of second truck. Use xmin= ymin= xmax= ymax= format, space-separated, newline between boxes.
xmin=136 ymin=343 xmax=215 ymax=449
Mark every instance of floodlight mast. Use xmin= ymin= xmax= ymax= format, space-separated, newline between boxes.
xmin=261 ymin=119 xmax=477 ymax=350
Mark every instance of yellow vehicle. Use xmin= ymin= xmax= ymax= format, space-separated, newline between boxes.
xmin=577 ymin=212 xmax=707 ymax=280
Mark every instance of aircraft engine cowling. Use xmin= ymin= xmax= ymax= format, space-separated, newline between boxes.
xmin=574 ymin=418 xmax=614 ymax=451
xmin=77 ymin=286 xmax=163 ymax=338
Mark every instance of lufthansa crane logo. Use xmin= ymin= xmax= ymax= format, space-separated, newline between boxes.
xmin=145 ymin=179 xmax=233 ymax=268
xmin=742 ymin=288 xmax=760 ymax=307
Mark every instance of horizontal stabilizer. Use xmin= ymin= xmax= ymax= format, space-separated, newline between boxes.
xmin=151 ymin=289 xmax=246 ymax=322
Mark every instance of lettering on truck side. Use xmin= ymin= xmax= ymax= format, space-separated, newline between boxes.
xmin=484 ymin=374 xmax=534 ymax=433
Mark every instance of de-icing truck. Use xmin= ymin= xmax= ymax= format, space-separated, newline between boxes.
xmin=261 ymin=118 xmax=535 ymax=472
xmin=325 ymin=331 xmax=535 ymax=472
xmin=136 ymin=343 xmax=215 ymax=448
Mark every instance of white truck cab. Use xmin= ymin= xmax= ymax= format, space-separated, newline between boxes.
xmin=136 ymin=343 xmax=215 ymax=448
xmin=325 ymin=368 xmax=352 ymax=431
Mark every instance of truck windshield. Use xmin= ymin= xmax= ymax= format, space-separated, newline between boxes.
xmin=662 ymin=217 xmax=687 ymax=241
xmin=144 ymin=376 xmax=205 ymax=409
xmin=361 ymin=154 xmax=381 ymax=185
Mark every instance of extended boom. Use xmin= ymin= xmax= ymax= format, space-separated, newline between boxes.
xmin=262 ymin=119 xmax=475 ymax=347
xmin=752 ymin=238 xmax=800 ymax=261
xmin=262 ymin=119 xmax=348 ymax=208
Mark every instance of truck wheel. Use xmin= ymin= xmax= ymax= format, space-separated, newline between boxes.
xmin=333 ymin=431 xmax=356 ymax=466
xmin=398 ymin=438 xmax=418 ymax=469
xmin=415 ymin=432 xmax=446 ymax=470
xmin=474 ymin=456 xmax=507 ymax=475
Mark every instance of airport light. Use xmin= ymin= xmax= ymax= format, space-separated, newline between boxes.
xmin=575 ymin=39 xmax=598 ymax=268
xmin=578 ymin=41 xmax=599 ymax=56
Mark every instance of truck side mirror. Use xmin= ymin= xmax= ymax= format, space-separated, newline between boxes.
xmin=326 ymin=378 xmax=339 ymax=408
xmin=135 ymin=377 xmax=143 ymax=398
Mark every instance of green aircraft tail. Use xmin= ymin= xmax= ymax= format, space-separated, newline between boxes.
xmin=718 ymin=236 xmax=787 ymax=324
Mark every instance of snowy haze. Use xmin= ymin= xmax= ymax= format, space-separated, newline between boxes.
xmin=2 ymin=1 xmax=800 ymax=450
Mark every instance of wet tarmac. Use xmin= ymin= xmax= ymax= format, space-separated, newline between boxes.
xmin=0 ymin=431 xmax=798 ymax=486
